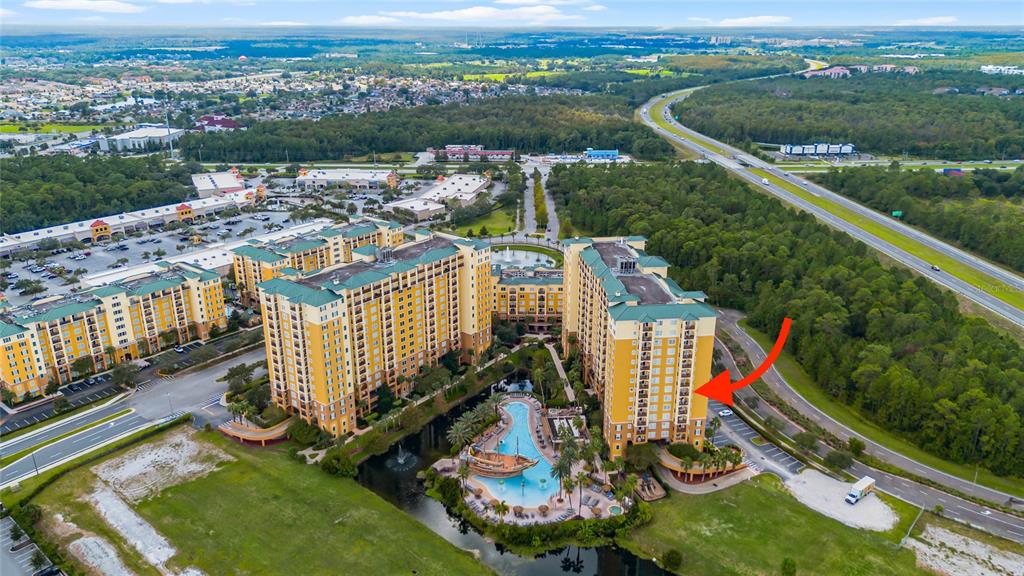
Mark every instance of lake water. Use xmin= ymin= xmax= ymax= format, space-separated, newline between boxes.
xmin=356 ymin=390 xmax=668 ymax=576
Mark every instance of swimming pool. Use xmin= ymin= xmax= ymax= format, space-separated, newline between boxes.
xmin=475 ymin=401 xmax=559 ymax=508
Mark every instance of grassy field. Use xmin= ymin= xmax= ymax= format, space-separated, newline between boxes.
xmin=750 ymin=169 xmax=1024 ymax=311
xmin=33 ymin=430 xmax=491 ymax=576
xmin=0 ymin=408 xmax=132 ymax=467
xmin=134 ymin=433 xmax=491 ymax=575
xmin=450 ymin=207 xmax=515 ymax=237
xmin=0 ymin=123 xmax=111 ymax=134
xmin=619 ymin=474 xmax=927 ymax=576
xmin=742 ymin=321 xmax=1024 ymax=499
xmin=462 ymin=71 xmax=558 ymax=81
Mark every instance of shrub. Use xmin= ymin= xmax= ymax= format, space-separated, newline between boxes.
xmin=847 ymin=437 xmax=866 ymax=457
xmin=824 ymin=450 xmax=854 ymax=470
xmin=287 ymin=418 xmax=322 ymax=446
xmin=781 ymin=557 xmax=797 ymax=576
xmin=320 ymin=448 xmax=358 ymax=477
xmin=663 ymin=549 xmax=683 ymax=570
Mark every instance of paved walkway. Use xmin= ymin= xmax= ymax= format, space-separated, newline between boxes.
xmin=544 ymin=343 xmax=575 ymax=403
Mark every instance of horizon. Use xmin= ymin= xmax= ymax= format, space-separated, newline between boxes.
xmin=1 ymin=0 xmax=1022 ymax=29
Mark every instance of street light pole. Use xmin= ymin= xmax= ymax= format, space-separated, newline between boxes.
xmin=31 ymin=452 xmax=40 ymax=476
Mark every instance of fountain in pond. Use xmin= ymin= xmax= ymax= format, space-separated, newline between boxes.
xmin=385 ymin=443 xmax=419 ymax=472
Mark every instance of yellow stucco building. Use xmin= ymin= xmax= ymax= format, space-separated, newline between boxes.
xmin=232 ymin=218 xmax=406 ymax=306
xmin=490 ymin=265 xmax=564 ymax=331
xmin=1 ymin=262 xmax=227 ymax=400
xmin=561 ymin=237 xmax=717 ymax=459
xmin=255 ymin=229 xmax=493 ymax=436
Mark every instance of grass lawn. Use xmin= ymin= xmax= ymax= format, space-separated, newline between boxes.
xmin=491 ymin=243 xmax=563 ymax=266
xmin=0 ymin=123 xmax=110 ymax=134
xmin=450 ymin=207 xmax=515 ymax=237
xmin=619 ymin=474 xmax=927 ymax=576
xmin=134 ymin=433 xmax=491 ymax=575
xmin=750 ymin=168 xmax=1024 ymax=311
xmin=741 ymin=320 xmax=1024 ymax=499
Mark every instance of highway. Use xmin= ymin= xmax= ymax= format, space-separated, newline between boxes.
xmin=714 ymin=332 xmax=1024 ymax=544
xmin=639 ymin=89 xmax=1024 ymax=329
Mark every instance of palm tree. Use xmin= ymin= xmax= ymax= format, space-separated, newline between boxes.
xmin=621 ymin=473 xmax=639 ymax=501
xmin=681 ymin=454 xmax=695 ymax=482
xmin=227 ymin=401 xmax=245 ymax=423
xmin=575 ymin=469 xmax=589 ymax=513
xmin=563 ymin=476 xmax=577 ymax=509
xmin=551 ymin=450 xmax=573 ymax=501
xmin=493 ymin=500 xmax=510 ymax=523
xmin=446 ymin=419 xmax=473 ymax=450
xmin=457 ymin=462 xmax=471 ymax=493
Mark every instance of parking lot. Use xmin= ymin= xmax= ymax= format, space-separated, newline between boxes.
xmin=1 ymin=373 xmax=119 ymax=435
xmin=2 ymin=209 xmax=294 ymax=308
xmin=710 ymin=400 xmax=804 ymax=477
xmin=0 ymin=516 xmax=53 ymax=576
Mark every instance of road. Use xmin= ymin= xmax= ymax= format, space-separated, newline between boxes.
xmin=0 ymin=347 xmax=265 ymax=489
xmin=639 ymin=90 xmax=1024 ymax=329
xmin=714 ymin=319 xmax=1024 ymax=543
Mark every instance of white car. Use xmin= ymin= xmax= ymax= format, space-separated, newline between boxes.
xmin=718 ymin=409 xmax=734 ymax=417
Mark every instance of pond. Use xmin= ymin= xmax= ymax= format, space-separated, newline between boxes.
xmin=491 ymin=247 xmax=558 ymax=268
xmin=357 ymin=389 xmax=668 ymax=576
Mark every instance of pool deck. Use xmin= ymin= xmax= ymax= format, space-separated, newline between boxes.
xmin=436 ymin=394 xmax=625 ymax=525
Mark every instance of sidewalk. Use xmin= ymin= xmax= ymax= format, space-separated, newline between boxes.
xmin=656 ymin=464 xmax=757 ymax=495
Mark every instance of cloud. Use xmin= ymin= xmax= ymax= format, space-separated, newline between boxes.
xmin=895 ymin=16 xmax=957 ymax=26
xmin=23 ymin=0 xmax=144 ymax=13
xmin=1 ymin=7 xmax=19 ymax=17
xmin=339 ymin=14 xmax=399 ymax=26
xmin=494 ymin=0 xmax=589 ymax=5
xmin=717 ymin=15 xmax=791 ymax=27
xmin=687 ymin=17 xmax=711 ymax=23
xmin=583 ymin=4 xmax=605 ymax=12
xmin=384 ymin=5 xmax=582 ymax=25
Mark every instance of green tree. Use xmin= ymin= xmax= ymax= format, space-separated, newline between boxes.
xmin=794 ymin=431 xmax=818 ymax=453
xmin=781 ymin=557 xmax=797 ymax=576
xmin=847 ymin=437 xmax=866 ymax=457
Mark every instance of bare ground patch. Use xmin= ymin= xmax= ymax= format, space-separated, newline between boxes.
xmin=906 ymin=525 xmax=1024 ymax=576
xmin=49 ymin=513 xmax=136 ymax=576
xmin=91 ymin=427 xmax=232 ymax=504
xmin=784 ymin=469 xmax=896 ymax=531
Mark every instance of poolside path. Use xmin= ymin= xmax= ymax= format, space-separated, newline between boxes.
xmin=544 ymin=343 xmax=575 ymax=403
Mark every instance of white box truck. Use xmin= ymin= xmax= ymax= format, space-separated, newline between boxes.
xmin=845 ymin=476 xmax=876 ymax=505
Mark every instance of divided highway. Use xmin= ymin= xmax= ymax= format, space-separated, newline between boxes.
xmin=639 ymin=89 xmax=1024 ymax=329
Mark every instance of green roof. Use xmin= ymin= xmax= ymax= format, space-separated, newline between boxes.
xmin=277 ymin=239 xmax=326 ymax=254
xmin=662 ymin=278 xmax=707 ymax=301
xmin=498 ymin=276 xmax=564 ymax=286
xmin=258 ymin=278 xmax=342 ymax=307
xmin=352 ymin=244 xmax=378 ymax=256
xmin=639 ymin=255 xmax=669 ymax=268
xmin=0 ymin=320 xmax=27 ymax=338
xmin=319 ymin=223 xmax=378 ymax=239
xmin=561 ymin=238 xmax=594 ymax=246
xmin=609 ymin=302 xmax=716 ymax=322
xmin=128 ymin=276 xmax=185 ymax=297
xmin=580 ymin=246 xmax=635 ymax=304
xmin=89 ymin=285 xmax=127 ymax=297
xmin=16 ymin=299 xmax=101 ymax=324
xmin=233 ymin=245 xmax=286 ymax=264
xmin=453 ymin=238 xmax=490 ymax=250
xmin=280 ymin=267 xmax=301 ymax=276
xmin=177 ymin=267 xmax=220 ymax=282
xmin=326 ymin=245 xmax=459 ymax=291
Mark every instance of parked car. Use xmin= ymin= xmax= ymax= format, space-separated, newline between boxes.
xmin=174 ymin=346 xmax=186 ymax=353
xmin=717 ymin=409 xmax=734 ymax=417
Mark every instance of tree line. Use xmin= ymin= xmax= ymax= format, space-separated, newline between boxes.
xmin=672 ymin=71 xmax=1024 ymax=160
xmin=0 ymin=156 xmax=200 ymax=234
xmin=813 ymin=165 xmax=1024 ymax=272
xmin=547 ymin=162 xmax=1024 ymax=477
xmin=177 ymin=94 xmax=674 ymax=163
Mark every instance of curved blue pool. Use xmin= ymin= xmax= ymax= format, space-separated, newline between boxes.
xmin=475 ymin=401 xmax=559 ymax=508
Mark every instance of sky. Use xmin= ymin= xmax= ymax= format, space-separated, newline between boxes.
xmin=0 ymin=0 xmax=1022 ymax=28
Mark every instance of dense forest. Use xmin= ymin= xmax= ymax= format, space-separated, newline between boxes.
xmin=178 ymin=95 xmax=674 ymax=163
xmin=0 ymin=156 xmax=198 ymax=234
xmin=813 ymin=166 xmax=1024 ymax=272
xmin=547 ymin=162 xmax=1024 ymax=477
xmin=671 ymin=71 xmax=1024 ymax=159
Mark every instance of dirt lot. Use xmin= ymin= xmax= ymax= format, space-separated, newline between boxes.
xmin=907 ymin=524 xmax=1024 ymax=576
xmin=785 ymin=469 xmax=896 ymax=531
xmin=92 ymin=428 xmax=232 ymax=503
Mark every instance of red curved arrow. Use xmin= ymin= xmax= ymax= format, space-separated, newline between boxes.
xmin=696 ymin=317 xmax=793 ymax=406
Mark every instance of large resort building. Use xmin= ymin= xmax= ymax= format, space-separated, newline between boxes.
xmin=231 ymin=218 xmax=406 ymax=306
xmin=253 ymin=229 xmax=493 ymax=437
xmin=561 ymin=237 xmax=716 ymax=459
xmin=240 ymin=226 xmax=714 ymax=460
xmin=0 ymin=262 xmax=226 ymax=399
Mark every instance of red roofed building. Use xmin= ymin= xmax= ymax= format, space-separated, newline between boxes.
xmin=176 ymin=203 xmax=195 ymax=223
xmin=194 ymin=114 xmax=245 ymax=133
xmin=90 ymin=219 xmax=112 ymax=242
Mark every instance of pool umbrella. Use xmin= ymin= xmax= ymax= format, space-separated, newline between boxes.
xmin=538 ymin=504 xmax=549 ymax=516
xmin=513 ymin=505 xmax=524 ymax=517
